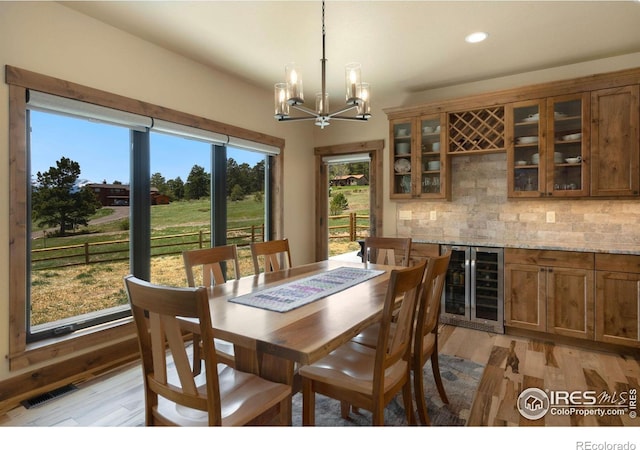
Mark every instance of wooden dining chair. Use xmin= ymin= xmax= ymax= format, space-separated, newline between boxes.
xmin=124 ymin=275 xmax=292 ymax=426
xmin=250 ymin=238 xmax=292 ymax=275
xmin=363 ymin=236 xmax=412 ymax=267
xmin=183 ymin=245 xmax=240 ymax=372
xmin=351 ymin=249 xmax=452 ymax=425
xmin=298 ymin=260 xmax=427 ymax=426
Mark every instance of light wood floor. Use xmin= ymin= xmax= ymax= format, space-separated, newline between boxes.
xmin=1 ymin=325 xmax=638 ymax=426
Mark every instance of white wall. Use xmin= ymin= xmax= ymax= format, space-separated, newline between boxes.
xmin=0 ymin=2 xmax=316 ymax=381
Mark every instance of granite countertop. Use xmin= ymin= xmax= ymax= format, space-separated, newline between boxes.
xmin=407 ymin=235 xmax=640 ymax=255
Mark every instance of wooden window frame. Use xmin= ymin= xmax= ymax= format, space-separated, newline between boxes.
xmin=314 ymin=140 xmax=384 ymax=261
xmin=6 ymin=65 xmax=285 ymax=371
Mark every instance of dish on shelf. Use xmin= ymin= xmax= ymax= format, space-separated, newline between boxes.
xmin=565 ymin=157 xmax=581 ymax=164
xmin=554 ymin=111 xmax=567 ymax=119
xmin=515 ymin=160 xmax=527 ymax=166
xmin=427 ymin=161 xmax=440 ymax=171
xmin=396 ymin=128 xmax=409 ymax=137
xmin=396 ymin=142 xmax=410 ymax=154
xmin=394 ymin=158 xmax=411 ymax=173
xmin=531 ymin=153 xmax=539 ymax=164
xmin=562 ymin=133 xmax=582 ymax=141
xmin=517 ymin=136 xmax=538 ymax=144
xmin=432 ymin=142 xmax=440 ymax=152
xmin=523 ymin=113 xmax=539 ymax=122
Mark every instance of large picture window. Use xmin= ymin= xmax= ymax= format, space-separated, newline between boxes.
xmin=7 ymin=66 xmax=284 ymax=368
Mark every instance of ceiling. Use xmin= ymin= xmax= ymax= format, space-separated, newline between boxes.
xmin=61 ymin=1 xmax=640 ymax=105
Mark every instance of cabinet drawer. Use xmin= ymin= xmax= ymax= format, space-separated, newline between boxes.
xmin=596 ymin=253 xmax=640 ymax=273
xmin=505 ymin=248 xmax=594 ymax=269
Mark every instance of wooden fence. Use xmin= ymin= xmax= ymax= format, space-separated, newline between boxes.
xmin=31 ymin=213 xmax=369 ymax=271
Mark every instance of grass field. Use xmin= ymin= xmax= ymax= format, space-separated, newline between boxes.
xmin=30 ymin=186 xmax=369 ymax=326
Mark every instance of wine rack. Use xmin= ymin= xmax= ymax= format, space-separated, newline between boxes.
xmin=448 ymin=107 xmax=505 ymax=153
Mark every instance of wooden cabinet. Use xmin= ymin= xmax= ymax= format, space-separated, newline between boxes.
xmin=507 ymin=94 xmax=591 ymax=198
xmin=507 ymin=100 xmax=546 ymax=197
xmin=390 ymin=115 xmax=448 ymax=199
xmin=595 ymin=254 xmax=640 ymax=347
xmin=546 ymin=93 xmax=590 ymax=197
xmin=590 ymin=85 xmax=640 ymax=197
xmin=387 ymin=68 xmax=640 ymax=201
xmin=409 ymin=242 xmax=440 ymax=266
xmin=505 ymin=249 xmax=594 ymax=340
xmin=390 ymin=118 xmax=414 ymax=198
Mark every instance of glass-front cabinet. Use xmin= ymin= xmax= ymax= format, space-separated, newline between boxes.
xmin=508 ymin=100 xmax=545 ymax=197
xmin=390 ymin=115 xmax=447 ymax=199
xmin=507 ymin=94 xmax=589 ymax=197
xmin=391 ymin=118 xmax=414 ymax=198
xmin=419 ymin=115 xmax=446 ymax=198
xmin=547 ymin=94 xmax=589 ymax=197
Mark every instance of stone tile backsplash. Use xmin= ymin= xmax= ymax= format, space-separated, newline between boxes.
xmin=396 ymin=153 xmax=640 ymax=248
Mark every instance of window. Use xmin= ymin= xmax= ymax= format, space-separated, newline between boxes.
xmin=7 ymin=66 xmax=284 ymax=368
xmin=27 ymin=110 xmax=132 ymax=341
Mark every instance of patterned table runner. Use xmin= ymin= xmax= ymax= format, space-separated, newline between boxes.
xmin=229 ymin=266 xmax=385 ymax=312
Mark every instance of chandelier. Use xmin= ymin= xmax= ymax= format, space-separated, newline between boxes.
xmin=274 ymin=1 xmax=371 ymax=129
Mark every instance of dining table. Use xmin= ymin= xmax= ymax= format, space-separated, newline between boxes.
xmin=183 ymin=259 xmax=399 ymax=391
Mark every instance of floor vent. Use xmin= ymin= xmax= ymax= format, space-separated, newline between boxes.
xmin=21 ymin=384 xmax=78 ymax=409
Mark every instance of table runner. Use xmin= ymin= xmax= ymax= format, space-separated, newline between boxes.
xmin=229 ymin=266 xmax=385 ymax=312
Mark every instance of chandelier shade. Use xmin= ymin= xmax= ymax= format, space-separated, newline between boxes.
xmin=273 ymin=1 xmax=371 ymax=129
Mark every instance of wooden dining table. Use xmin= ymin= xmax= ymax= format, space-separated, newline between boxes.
xmin=185 ymin=259 xmax=398 ymax=389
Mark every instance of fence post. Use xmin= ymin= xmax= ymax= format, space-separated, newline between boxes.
xmin=84 ymin=242 xmax=90 ymax=264
xmin=251 ymin=225 xmax=255 ymax=243
xmin=350 ymin=213 xmax=356 ymax=241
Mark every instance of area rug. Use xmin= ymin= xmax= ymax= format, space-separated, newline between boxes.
xmin=291 ymin=354 xmax=485 ymax=426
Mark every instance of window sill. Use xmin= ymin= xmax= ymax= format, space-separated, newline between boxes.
xmin=10 ymin=317 xmax=136 ymax=371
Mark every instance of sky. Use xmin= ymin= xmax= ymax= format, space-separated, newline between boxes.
xmin=29 ymin=110 xmax=265 ymax=185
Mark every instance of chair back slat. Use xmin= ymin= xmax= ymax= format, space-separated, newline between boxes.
xmin=364 ymin=237 xmax=412 ymax=267
xmin=183 ymin=244 xmax=241 ymax=287
xmin=250 ymin=239 xmax=292 ymax=275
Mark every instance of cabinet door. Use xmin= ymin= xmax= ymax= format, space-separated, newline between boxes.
xmin=546 ymin=93 xmax=590 ymax=197
xmin=504 ymin=263 xmax=546 ymax=331
xmin=418 ymin=114 xmax=448 ymax=199
xmin=390 ymin=119 xmax=415 ymax=198
xmin=590 ymin=85 xmax=640 ymax=197
xmin=546 ymin=267 xmax=594 ymax=340
xmin=507 ymin=100 xmax=546 ymax=197
xmin=596 ymin=271 xmax=640 ymax=347
xmin=409 ymin=242 xmax=440 ymax=266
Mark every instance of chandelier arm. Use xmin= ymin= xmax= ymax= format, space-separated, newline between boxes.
xmin=291 ymin=104 xmax=321 ymax=117
xmin=329 ymin=116 xmax=370 ymax=122
xmin=277 ymin=116 xmax=318 ymax=122
xmin=326 ymin=104 xmax=358 ymax=118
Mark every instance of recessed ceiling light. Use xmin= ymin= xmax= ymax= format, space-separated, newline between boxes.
xmin=465 ymin=32 xmax=488 ymax=43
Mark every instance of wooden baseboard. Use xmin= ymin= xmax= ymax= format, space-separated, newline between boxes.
xmin=0 ymin=337 xmax=140 ymax=414
xmin=504 ymin=326 xmax=640 ymax=357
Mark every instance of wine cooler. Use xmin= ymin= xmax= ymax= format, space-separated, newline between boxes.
xmin=440 ymin=245 xmax=504 ymax=333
